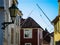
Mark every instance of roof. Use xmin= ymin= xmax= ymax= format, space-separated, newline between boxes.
xmin=20 ymin=17 xmax=43 ymax=28
xmin=50 ymin=32 xmax=54 ymax=37
xmin=43 ymin=30 xmax=54 ymax=43
xmin=43 ymin=30 xmax=51 ymax=43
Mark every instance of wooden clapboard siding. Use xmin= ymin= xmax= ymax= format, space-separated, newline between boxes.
xmin=20 ymin=29 xmax=38 ymax=45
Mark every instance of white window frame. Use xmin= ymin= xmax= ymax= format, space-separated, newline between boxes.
xmin=24 ymin=29 xmax=32 ymax=38
xmin=25 ymin=43 xmax=32 ymax=45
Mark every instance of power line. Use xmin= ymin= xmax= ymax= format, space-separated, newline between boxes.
xmin=39 ymin=14 xmax=53 ymax=32
xmin=36 ymin=3 xmax=54 ymax=32
xmin=39 ymin=14 xmax=49 ymax=27
xmin=21 ymin=10 xmax=33 ymax=27
xmin=36 ymin=4 xmax=51 ymax=24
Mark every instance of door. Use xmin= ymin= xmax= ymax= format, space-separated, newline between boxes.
xmin=56 ymin=41 xmax=60 ymax=45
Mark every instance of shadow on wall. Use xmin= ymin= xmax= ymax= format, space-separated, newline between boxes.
xmin=0 ymin=11 xmax=5 ymax=45
xmin=0 ymin=22 xmax=3 ymax=45
xmin=0 ymin=0 xmax=4 ymax=7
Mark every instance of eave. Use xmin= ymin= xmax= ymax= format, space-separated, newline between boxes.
xmin=51 ymin=15 xmax=60 ymax=24
xmin=58 ymin=0 xmax=60 ymax=2
xmin=13 ymin=0 xmax=18 ymax=4
xmin=17 ymin=10 xmax=23 ymax=16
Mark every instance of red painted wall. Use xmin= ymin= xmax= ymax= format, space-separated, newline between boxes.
xmin=20 ymin=29 xmax=38 ymax=45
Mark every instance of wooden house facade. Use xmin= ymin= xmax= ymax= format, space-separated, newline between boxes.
xmin=20 ymin=17 xmax=43 ymax=45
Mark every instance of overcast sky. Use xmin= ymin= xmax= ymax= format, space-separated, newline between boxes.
xmin=18 ymin=0 xmax=58 ymax=33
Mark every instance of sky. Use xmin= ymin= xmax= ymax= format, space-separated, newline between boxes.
xmin=18 ymin=0 xmax=58 ymax=33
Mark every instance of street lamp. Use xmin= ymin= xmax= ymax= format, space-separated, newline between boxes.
xmin=1 ymin=1 xmax=18 ymax=29
xmin=9 ymin=3 xmax=18 ymax=23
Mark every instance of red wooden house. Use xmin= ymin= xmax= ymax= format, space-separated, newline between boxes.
xmin=20 ymin=17 xmax=43 ymax=45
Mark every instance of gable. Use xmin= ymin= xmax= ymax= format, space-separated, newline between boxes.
xmin=21 ymin=17 xmax=42 ymax=28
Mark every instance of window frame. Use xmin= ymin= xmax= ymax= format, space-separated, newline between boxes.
xmin=25 ymin=43 xmax=32 ymax=45
xmin=24 ymin=29 xmax=32 ymax=38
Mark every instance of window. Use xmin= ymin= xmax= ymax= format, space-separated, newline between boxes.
xmin=24 ymin=29 xmax=32 ymax=38
xmin=16 ymin=15 xmax=20 ymax=26
xmin=25 ymin=43 xmax=32 ymax=45
xmin=11 ymin=28 xmax=14 ymax=44
xmin=16 ymin=32 xmax=18 ymax=44
xmin=54 ymin=24 xmax=57 ymax=33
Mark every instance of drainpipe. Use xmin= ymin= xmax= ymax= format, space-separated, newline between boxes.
xmin=50 ymin=36 xmax=53 ymax=45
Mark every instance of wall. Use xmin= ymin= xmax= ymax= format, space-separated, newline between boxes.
xmin=20 ymin=28 xmax=38 ymax=45
xmin=0 ymin=9 xmax=5 ymax=45
xmin=0 ymin=0 xmax=4 ymax=7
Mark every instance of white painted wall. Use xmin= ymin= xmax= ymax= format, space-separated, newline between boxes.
xmin=9 ymin=0 xmax=12 ymax=7
xmin=4 ymin=0 xmax=12 ymax=45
